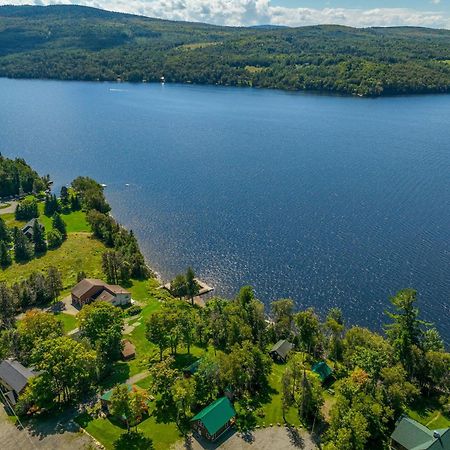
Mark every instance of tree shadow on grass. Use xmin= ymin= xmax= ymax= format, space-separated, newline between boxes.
xmin=113 ymin=430 xmax=154 ymax=450
xmin=173 ymin=353 xmax=199 ymax=371
xmin=98 ymin=362 xmax=131 ymax=390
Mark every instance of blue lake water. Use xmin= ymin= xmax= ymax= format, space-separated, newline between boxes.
xmin=0 ymin=78 xmax=449 ymax=340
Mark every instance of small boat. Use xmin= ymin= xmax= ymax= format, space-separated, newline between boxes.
xmin=101 ymin=183 xmax=107 ymax=188
xmin=125 ymin=183 xmax=130 ymax=187
xmin=160 ymin=76 xmax=165 ymax=84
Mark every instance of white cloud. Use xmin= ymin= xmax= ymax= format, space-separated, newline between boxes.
xmin=2 ymin=0 xmax=450 ymax=29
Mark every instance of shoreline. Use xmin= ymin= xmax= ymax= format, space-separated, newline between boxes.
xmin=2 ymin=76 xmax=450 ymax=100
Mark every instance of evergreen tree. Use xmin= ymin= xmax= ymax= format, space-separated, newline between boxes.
xmin=185 ymin=267 xmax=199 ymax=306
xmin=46 ymin=267 xmax=62 ymax=301
xmin=0 ymin=282 xmax=16 ymax=329
xmin=44 ymin=194 xmax=59 ymax=217
xmin=52 ymin=212 xmax=67 ymax=239
xmin=385 ymin=289 xmax=427 ymax=376
xmin=0 ymin=241 xmax=12 ymax=268
xmin=70 ymin=194 xmax=81 ymax=211
xmin=0 ymin=217 xmax=11 ymax=243
xmin=13 ymin=227 xmax=33 ymax=262
xmin=46 ymin=229 xmax=63 ymax=249
xmin=60 ymin=186 xmax=69 ymax=206
xmin=32 ymin=220 xmax=47 ymax=253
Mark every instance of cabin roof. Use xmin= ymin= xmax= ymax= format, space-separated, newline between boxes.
xmin=312 ymin=361 xmax=333 ymax=382
xmin=270 ymin=340 xmax=293 ymax=359
xmin=121 ymin=340 xmax=136 ymax=358
xmin=101 ymin=384 xmax=133 ymax=402
xmin=0 ymin=359 xmax=38 ymax=394
xmin=391 ymin=415 xmax=450 ymax=450
xmin=191 ymin=397 xmax=235 ymax=436
xmin=183 ymin=359 xmax=201 ymax=375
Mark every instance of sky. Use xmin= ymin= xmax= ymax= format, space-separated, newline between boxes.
xmin=1 ymin=0 xmax=450 ymax=29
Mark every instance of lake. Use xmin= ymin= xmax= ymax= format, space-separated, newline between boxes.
xmin=0 ymin=78 xmax=449 ymax=340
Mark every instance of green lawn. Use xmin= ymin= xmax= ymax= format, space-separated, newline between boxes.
xmin=3 ymin=203 xmax=90 ymax=234
xmin=0 ymin=232 xmax=106 ymax=289
xmin=76 ymin=404 xmax=182 ymax=450
xmin=254 ymin=362 xmax=301 ymax=427
xmin=407 ymin=397 xmax=450 ymax=429
xmin=55 ymin=312 xmax=78 ymax=333
xmin=39 ymin=209 xmax=90 ymax=233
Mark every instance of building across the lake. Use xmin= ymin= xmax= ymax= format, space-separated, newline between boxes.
xmin=71 ymin=278 xmax=131 ymax=307
xmin=269 ymin=339 xmax=294 ymax=363
xmin=390 ymin=415 xmax=450 ymax=450
xmin=0 ymin=359 xmax=39 ymax=405
xmin=191 ymin=397 xmax=236 ymax=441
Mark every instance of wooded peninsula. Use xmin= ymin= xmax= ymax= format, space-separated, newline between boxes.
xmin=1 ymin=5 xmax=450 ymax=97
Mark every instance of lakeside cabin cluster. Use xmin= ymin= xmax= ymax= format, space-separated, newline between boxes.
xmin=1 ymin=276 xmax=447 ymax=448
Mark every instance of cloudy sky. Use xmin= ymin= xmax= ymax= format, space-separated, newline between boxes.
xmin=2 ymin=0 xmax=450 ymax=28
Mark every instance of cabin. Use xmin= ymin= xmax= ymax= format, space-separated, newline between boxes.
xmin=100 ymin=384 xmax=133 ymax=414
xmin=121 ymin=340 xmax=136 ymax=360
xmin=71 ymin=278 xmax=131 ymax=307
xmin=183 ymin=359 xmax=201 ymax=377
xmin=191 ymin=397 xmax=236 ymax=442
xmin=0 ymin=359 xmax=39 ymax=405
xmin=21 ymin=218 xmax=42 ymax=240
xmin=390 ymin=415 xmax=450 ymax=450
xmin=312 ymin=361 xmax=333 ymax=384
xmin=269 ymin=339 xmax=294 ymax=362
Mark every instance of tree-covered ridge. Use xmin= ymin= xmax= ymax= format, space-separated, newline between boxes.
xmin=1 ymin=5 xmax=450 ymax=96
xmin=0 ymin=154 xmax=48 ymax=198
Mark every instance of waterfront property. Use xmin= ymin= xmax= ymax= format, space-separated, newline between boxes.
xmin=269 ymin=340 xmax=294 ymax=363
xmin=71 ymin=278 xmax=131 ymax=307
xmin=390 ymin=415 xmax=450 ymax=450
xmin=0 ymin=359 xmax=39 ymax=405
xmin=191 ymin=396 xmax=236 ymax=442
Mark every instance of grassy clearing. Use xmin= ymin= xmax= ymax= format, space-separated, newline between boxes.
xmin=255 ymin=362 xmax=301 ymax=427
xmin=55 ymin=312 xmax=78 ymax=333
xmin=0 ymin=232 xmax=106 ymax=289
xmin=76 ymin=407 xmax=181 ymax=450
xmin=407 ymin=397 xmax=450 ymax=429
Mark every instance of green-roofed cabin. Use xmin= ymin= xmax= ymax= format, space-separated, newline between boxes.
xmin=183 ymin=358 xmax=202 ymax=378
xmin=100 ymin=384 xmax=133 ymax=414
xmin=312 ymin=361 xmax=333 ymax=383
xmin=191 ymin=397 xmax=236 ymax=441
xmin=390 ymin=415 xmax=450 ymax=450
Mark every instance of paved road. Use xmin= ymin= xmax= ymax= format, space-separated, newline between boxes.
xmin=0 ymin=406 xmax=95 ymax=450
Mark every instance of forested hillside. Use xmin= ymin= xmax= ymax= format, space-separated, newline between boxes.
xmin=1 ymin=5 xmax=450 ymax=96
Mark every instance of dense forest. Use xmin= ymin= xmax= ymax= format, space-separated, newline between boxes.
xmin=0 ymin=154 xmax=48 ymax=198
xmin=1 ymin=5 xmax=450 ymax=96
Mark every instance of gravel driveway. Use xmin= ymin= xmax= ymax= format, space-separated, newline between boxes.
xmin=0 ymin=406 xmax=96 ymax=450
xmin=173 ymin=426 xmax=318 ymax=450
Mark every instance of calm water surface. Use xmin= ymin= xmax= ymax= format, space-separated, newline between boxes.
xmin=1 ymin=79 xmax=449 ymax=339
